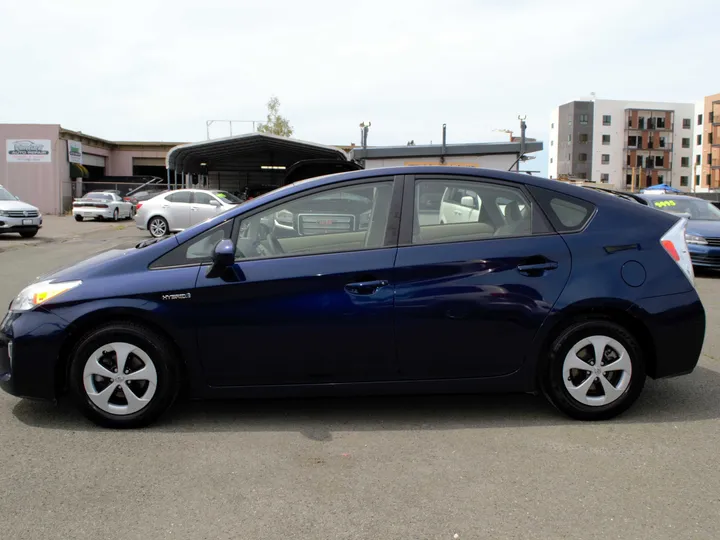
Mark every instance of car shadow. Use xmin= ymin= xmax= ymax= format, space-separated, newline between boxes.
xmin=13 ymin=366 xmax=720 ymax=439
xmin=695 ymin=268 xmax=720 ymax=279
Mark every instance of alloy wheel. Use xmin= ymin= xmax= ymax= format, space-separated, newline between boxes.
xmin=562 ymin=335 xmax=632 ymax=407
xmin=82 ymin=342 xmax=158 ymax=416
xmin=149 ymin=218 xmax=167 ymax=237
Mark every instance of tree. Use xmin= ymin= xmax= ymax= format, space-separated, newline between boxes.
xmin=256 ymin=96 xmax=294 ymax=137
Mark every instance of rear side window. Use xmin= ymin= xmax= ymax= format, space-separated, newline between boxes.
xmin=528 ymin=186 xmax=595 ymax=232
xmin=166 ymin=191 xmax=192 ymax=203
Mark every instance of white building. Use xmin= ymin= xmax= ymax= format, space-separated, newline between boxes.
xmin=548 ymin=99 xmax=696 ymax=191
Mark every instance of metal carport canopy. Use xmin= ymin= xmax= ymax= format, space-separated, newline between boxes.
xmin=165 ymin=132 xmax=350 ymax=173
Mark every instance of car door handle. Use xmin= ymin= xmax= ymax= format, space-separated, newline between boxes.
xmin=161 ymin=205 xmax=170 ymax=209
xmin=517 ymin=260 xmax=558 ymax=275
xmin=344 ymin=280 xmax=389 ymax=295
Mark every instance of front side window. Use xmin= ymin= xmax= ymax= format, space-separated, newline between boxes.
xmin=235 ymin=181 xmax=394 ymax=260
xmin=193 ymin=192 xmax=217 ymax=205
xmin=166 ymin=191 xmax=192 ymax=204
xmin=413 ymin=179 xmax=545 ymax=244
xmin=151 ymin=220 xmax=233 ymax=268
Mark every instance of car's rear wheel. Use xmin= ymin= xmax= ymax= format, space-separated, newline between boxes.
xmin=148 ymin=216 xmax=168 ymax=238
xmin=543 ymin=320 xmax=645 ymax=421
xmin=113 ymin=208 xmax=119 ymax=221
xmin=68 ymin=322 xmax=181 ymax=428
xmin=74 ymin=215 xmax=83 ymax=222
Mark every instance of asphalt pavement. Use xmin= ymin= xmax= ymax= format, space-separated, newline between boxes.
xmin=0 ymin=218 xmax=719 ymax=540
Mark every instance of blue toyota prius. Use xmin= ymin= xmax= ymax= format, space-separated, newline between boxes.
xmin=0 ymin=167 xmax=706 ymax=428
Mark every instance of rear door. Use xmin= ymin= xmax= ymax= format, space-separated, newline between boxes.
xmin=164 ymin=191 xmax=192 ymax=230
xmin=393 ymin=174 xmax=572 ymax=380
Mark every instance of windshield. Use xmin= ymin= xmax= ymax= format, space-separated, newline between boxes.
xmin=0 ymin=187 xmax=16 ymax=201
xmin=212 ymin=191 xmax=243 ymax=204
xmin=649 ymin=198 xmax=720 ymax=221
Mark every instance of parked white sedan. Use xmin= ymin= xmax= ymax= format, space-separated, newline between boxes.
xmin=73 ymin=192 xmax=134 ymax=222
xmin=135 ymin=189 xmax=242 ymax=237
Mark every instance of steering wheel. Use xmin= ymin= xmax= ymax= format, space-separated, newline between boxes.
xmin=255 ymin=223 xmax=285 ymax=256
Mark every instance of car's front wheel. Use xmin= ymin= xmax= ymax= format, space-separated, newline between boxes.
xmin=74 ymin=215 xmax=83 ymax=222
xmin=68 ymin=322 xmax=181 ymax=428
xmin=19 ymin=229 xmax=38 ymax=238
xmin=543 ymin=319 xmax=645 ymax=421
xmin=113 ymin=208 xmax=119 ymax=221
xmin=148 ymin=216 xmax=169 ymax=238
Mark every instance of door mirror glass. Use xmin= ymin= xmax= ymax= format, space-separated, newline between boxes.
xmin=460 ymin=195 xmax=475 ymax=208
xmin=209 ymin=199 xmax=221 ymax=207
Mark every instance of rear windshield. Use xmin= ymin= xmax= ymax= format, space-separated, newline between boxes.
xmin=82 ymin=193 xmax=113 ymax=201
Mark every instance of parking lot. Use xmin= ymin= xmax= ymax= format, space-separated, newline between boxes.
xmin=1 ymin=219 xmax=719 ymax=540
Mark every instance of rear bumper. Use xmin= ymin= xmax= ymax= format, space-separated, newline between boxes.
xmin=73 ymin=209 xmax=113 ymax=219
xmin=628 ymin=289 xmax=706 ymax=379
xmin=0 ymin=309 xmax=69 ymax=401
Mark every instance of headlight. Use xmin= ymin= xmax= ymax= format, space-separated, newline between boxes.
xmin=10 ymin=280 xmax=82 ymax=312
xmin=0 ymin=210 xmax=9 ymax=217
xmin=685 ymin=233 xmax=707 ymax=245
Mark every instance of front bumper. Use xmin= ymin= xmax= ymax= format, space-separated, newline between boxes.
xmin=628 ymin=289 xmax=706 ymax=379
xmin=0 ymin=309 xmax=69 ymax=401
xmin=0 ymin=215 xmax=42 ymax=232
xmin=688 ymin=244 xmax=720 ymax=268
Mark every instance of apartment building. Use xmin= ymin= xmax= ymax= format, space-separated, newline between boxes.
xmin=693 ymin=93 xmax=720 ymax=191
xmin=548 ymin=99 xmax=696 ymax=191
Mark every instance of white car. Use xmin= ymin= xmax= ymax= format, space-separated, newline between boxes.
xmin=73 ymin=191 xmax=134 ymax=222
xmin=0 ymin=184 xmax=43 ymax=238
xmin=439 ymin=187 xmax=528 ymax=224
xmin=135 ymin=189 xmax=242 ymax=238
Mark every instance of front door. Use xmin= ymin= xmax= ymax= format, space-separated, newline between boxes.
xmin=193 ymin=178 xmax=401 ymax=386
xmin=394 ymin=175 xmax=572 ymax=380
xmin=190 ymin=192 xmax=223 ymax=226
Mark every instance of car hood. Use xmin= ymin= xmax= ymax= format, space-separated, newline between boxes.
xmin=0 ymin=200 xmax=39 ymax=212
xmin=686 ymin=220 xmax=720 ymax=238
xmin=35 ymin=247 xmax=136 ymax=283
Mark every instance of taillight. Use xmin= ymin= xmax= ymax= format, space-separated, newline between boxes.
xmin=136 ymin=203 xmax=143 ymax=211
xmin=95 ymin=204 xmax=108 ymax=208
xmin=660 ymin=217 xmax=694 ymax=287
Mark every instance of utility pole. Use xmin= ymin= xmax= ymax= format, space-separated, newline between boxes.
xmin=518 ymin=115 xmax=527 ymax=172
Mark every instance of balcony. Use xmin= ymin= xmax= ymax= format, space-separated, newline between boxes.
xmin=624 ymin=143 xmax=673 ymax=151
xmin=626 ymin=122 xmax=673 ymax=131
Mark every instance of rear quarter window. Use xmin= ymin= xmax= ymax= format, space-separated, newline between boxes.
xmin=527 ymin=186 xmax=595 ymax=233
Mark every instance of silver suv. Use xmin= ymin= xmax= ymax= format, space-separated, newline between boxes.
xmin=0 ymin=185 xmax=43 ymax=238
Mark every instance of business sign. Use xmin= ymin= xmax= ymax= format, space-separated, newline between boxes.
xmin=6 ymin=139 xmax=52 ymax=163
xmin=67 ymin=140 xmax=83 ymax=164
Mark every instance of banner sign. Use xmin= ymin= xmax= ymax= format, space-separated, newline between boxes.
xmin=6 ymin=139 xmax=52 ymax=163
xmin=67 ymin=140 xmax=83 ymax=164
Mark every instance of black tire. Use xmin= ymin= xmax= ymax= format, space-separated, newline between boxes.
xmin=19 ymin=230 xmax=38 ymax=238
xmin=542 ymin=319 xmax=646 ymax=421
xmin=74 ymin=215 xmax=83 ymax=222
xmin=113 ymin=208 xmax=119 ymax=221
xmin=148 ymin=216 xmax=169 ymax=238
xmin=68 ymin=322 xmax=181 ymax=428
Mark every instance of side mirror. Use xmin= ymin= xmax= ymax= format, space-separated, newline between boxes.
xmin=209 ymin=199 xmax=221 ymax=207
xmin=15 ymin=195 xmax=20 ymax=200
xmin=206 ymin=239 xmax=235 ymax=278
xmin=460 ymin=196 xmax=475 ymax=208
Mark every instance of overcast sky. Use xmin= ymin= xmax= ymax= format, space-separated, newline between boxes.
xmin=1 ymin=0 xmax=718 ymax=175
